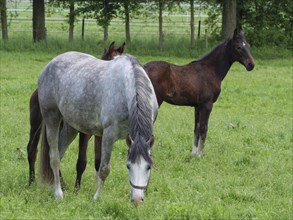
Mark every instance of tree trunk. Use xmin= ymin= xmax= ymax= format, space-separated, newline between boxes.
xmin=124 ymin=1 xmax=131 ymax=44
xmin=0 ymin=0 xmax=8 ymax=41
xmin=103 ymin=26 xmax=108 ymax=44
xmin=221 ymin=0 xmax=237 ymax=39
xmin=68 ymin=2 xmax=75 ymax=42
xmin=158 ymin=0 xmax=163 ymax=51
xmin=190 ymin=0 xmax=195 ymax=49
xmin=33 ymin=0 xmax=46 ymax=42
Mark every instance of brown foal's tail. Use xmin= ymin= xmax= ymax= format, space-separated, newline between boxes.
xmin=39 ymin=123 xmax=54 ymax=185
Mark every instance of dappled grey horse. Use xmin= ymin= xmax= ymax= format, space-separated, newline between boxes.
xmin=27 ymin=41 xmax=125 ymax=188
xmin=38 ymin=52 xmax=158 ymax=204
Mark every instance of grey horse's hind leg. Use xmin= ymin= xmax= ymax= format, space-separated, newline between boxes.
xmin=58 ymin=122 xmax=78 ymax=159
xmin=93 ymin=127 xmax=116 ymax=200
xmin=43 ymin=112 xmax=63 ymax=199
xmin=58 ymin=122 xmax=78 ymax=190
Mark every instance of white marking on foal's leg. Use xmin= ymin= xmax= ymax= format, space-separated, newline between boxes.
xmin=192 ymin=133 xmax=199 ymax=156
xmin=192 ymin=143 xmax=199 ymax=156
xmin=197 ymin=138 xmax=204 ymax=158
xmin=192 ymin=138 xmax=204 ymax=157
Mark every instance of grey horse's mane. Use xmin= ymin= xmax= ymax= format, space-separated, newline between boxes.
xmin=126 ymin=55 xmax=153 ymax=165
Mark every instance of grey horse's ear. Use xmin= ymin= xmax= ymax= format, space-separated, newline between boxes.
xmin=126 ymin=134 xmax=133 ymax=147
xmin=147 ymin=135 xmax=154 ymax=148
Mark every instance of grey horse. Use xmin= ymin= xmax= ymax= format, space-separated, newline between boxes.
xmin=38 ymin=52 xmax=158 ymax=204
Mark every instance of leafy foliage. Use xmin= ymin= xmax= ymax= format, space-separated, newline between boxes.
xmin=239 ymin=0 xmax=292 ymax=48
xmin=201 ymin=0 xmax=292 ymax=48
xmin=201 ymin=1 xmax=222 ymax=43
xmin=76 ymin=0 xmax=120 ymax=29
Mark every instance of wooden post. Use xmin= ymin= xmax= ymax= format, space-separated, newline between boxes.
xmin=197 ymin=20 xmax=201 ymax=39
xmin=82 ymin=17 xmax=85 ymax=40
xmin=190 ymin=0 xmax=195 ymax=49
xmin=205 ymin=29 xmax=208 ymax=49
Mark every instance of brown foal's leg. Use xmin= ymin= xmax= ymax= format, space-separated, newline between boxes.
xmin=74 ymin=133 xmax=91 ymax=191
xmin=197 ymin=102 xmax=213 ymax=157
xmin=27 ymin=89 xmax=42 ymax=185
xmin=94 ymin=136 xmax=102 ymax=173
xmin=192 ymin=108 xmax=200 ymax=156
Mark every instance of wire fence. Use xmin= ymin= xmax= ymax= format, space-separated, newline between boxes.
xmin=7 ymin=16 xmax=215 ymax=46
xmin=4 ymin=1 xmax=221 ymax=51
xmin=6 ymin=1 xmax=219 ymax=38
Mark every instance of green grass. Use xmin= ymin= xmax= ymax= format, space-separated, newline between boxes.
xmin=0 ymin=47 xmax=292 ymax=219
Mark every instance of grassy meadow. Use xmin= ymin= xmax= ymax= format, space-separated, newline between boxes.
xmin=0 ymin=38 xmax=292 ymax=220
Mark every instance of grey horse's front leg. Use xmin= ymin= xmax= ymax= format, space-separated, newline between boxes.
xmin=93 ymin=127 xmax=116 ymax=200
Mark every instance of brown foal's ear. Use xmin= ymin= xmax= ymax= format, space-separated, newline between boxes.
xmin=117 ymin=42 xmax=126 ymax=54
xmin=233 ymin=27 xmax=244 ymax=40
xmin=108 ymin=41 xmax=115 ymax=52
xmin=126 ymin=134 xmax=133 ymax=147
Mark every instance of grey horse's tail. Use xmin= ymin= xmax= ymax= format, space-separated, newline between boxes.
xmin=39 ymin=122 xmax=54 ymax=184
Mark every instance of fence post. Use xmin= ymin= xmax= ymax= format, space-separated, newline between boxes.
xmin=205 ymin=29 xmax=208 ymax=49
xmin=197 ymin=20 xmax=201 ymax=39
xmin=82 ymin=17 xmax=85 ymax=40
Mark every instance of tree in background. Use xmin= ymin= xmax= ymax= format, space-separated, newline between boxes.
xmin=145 ymin=0 xmax=165 ymax=50
xmin=49 ymin=0 xmax=76 ymax=42
xmin=190 ymin=0 xmax=195 ymax=49
xmin=118 ymin=0 xmax=142 ymax=44
xmin=158 ymin=0 xmax=163 ymax=51
xmin=5 ymin=0 xmax=291 ymax=48
xmin=201 ymin=0 xmax=292 ymax=47
xmin=68 ymin=1 xmax=75 ymax=42
xmin=147 ymin=0 xmax=182 ymax=51
xmin=199 ymin=0 xmax=220 ymax=42
xmin=199 ymin=0 xmax=236 ymax=40
xmin=175 ymin=0 xmax=196 ymax=49
xmin=0 ymin=0 xmax=8 ymax=41
xmin=238 ymin=0 xmax=292 ymax=47
xmin=221 ymin=0 xmax=236 ymax=39
xmin=122 ymin=0 xmax=131 ymax=44
xmin=77 ymin=0 xmax=120 ymax=44
xmin=33 ymin=0 xmax=46 ymax=42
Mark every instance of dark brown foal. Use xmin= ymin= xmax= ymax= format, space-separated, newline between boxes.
xmin=144 ymin=28 xmax=254 ymax=157
xmin=27 ymin=41 xmax=125 ymax=189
